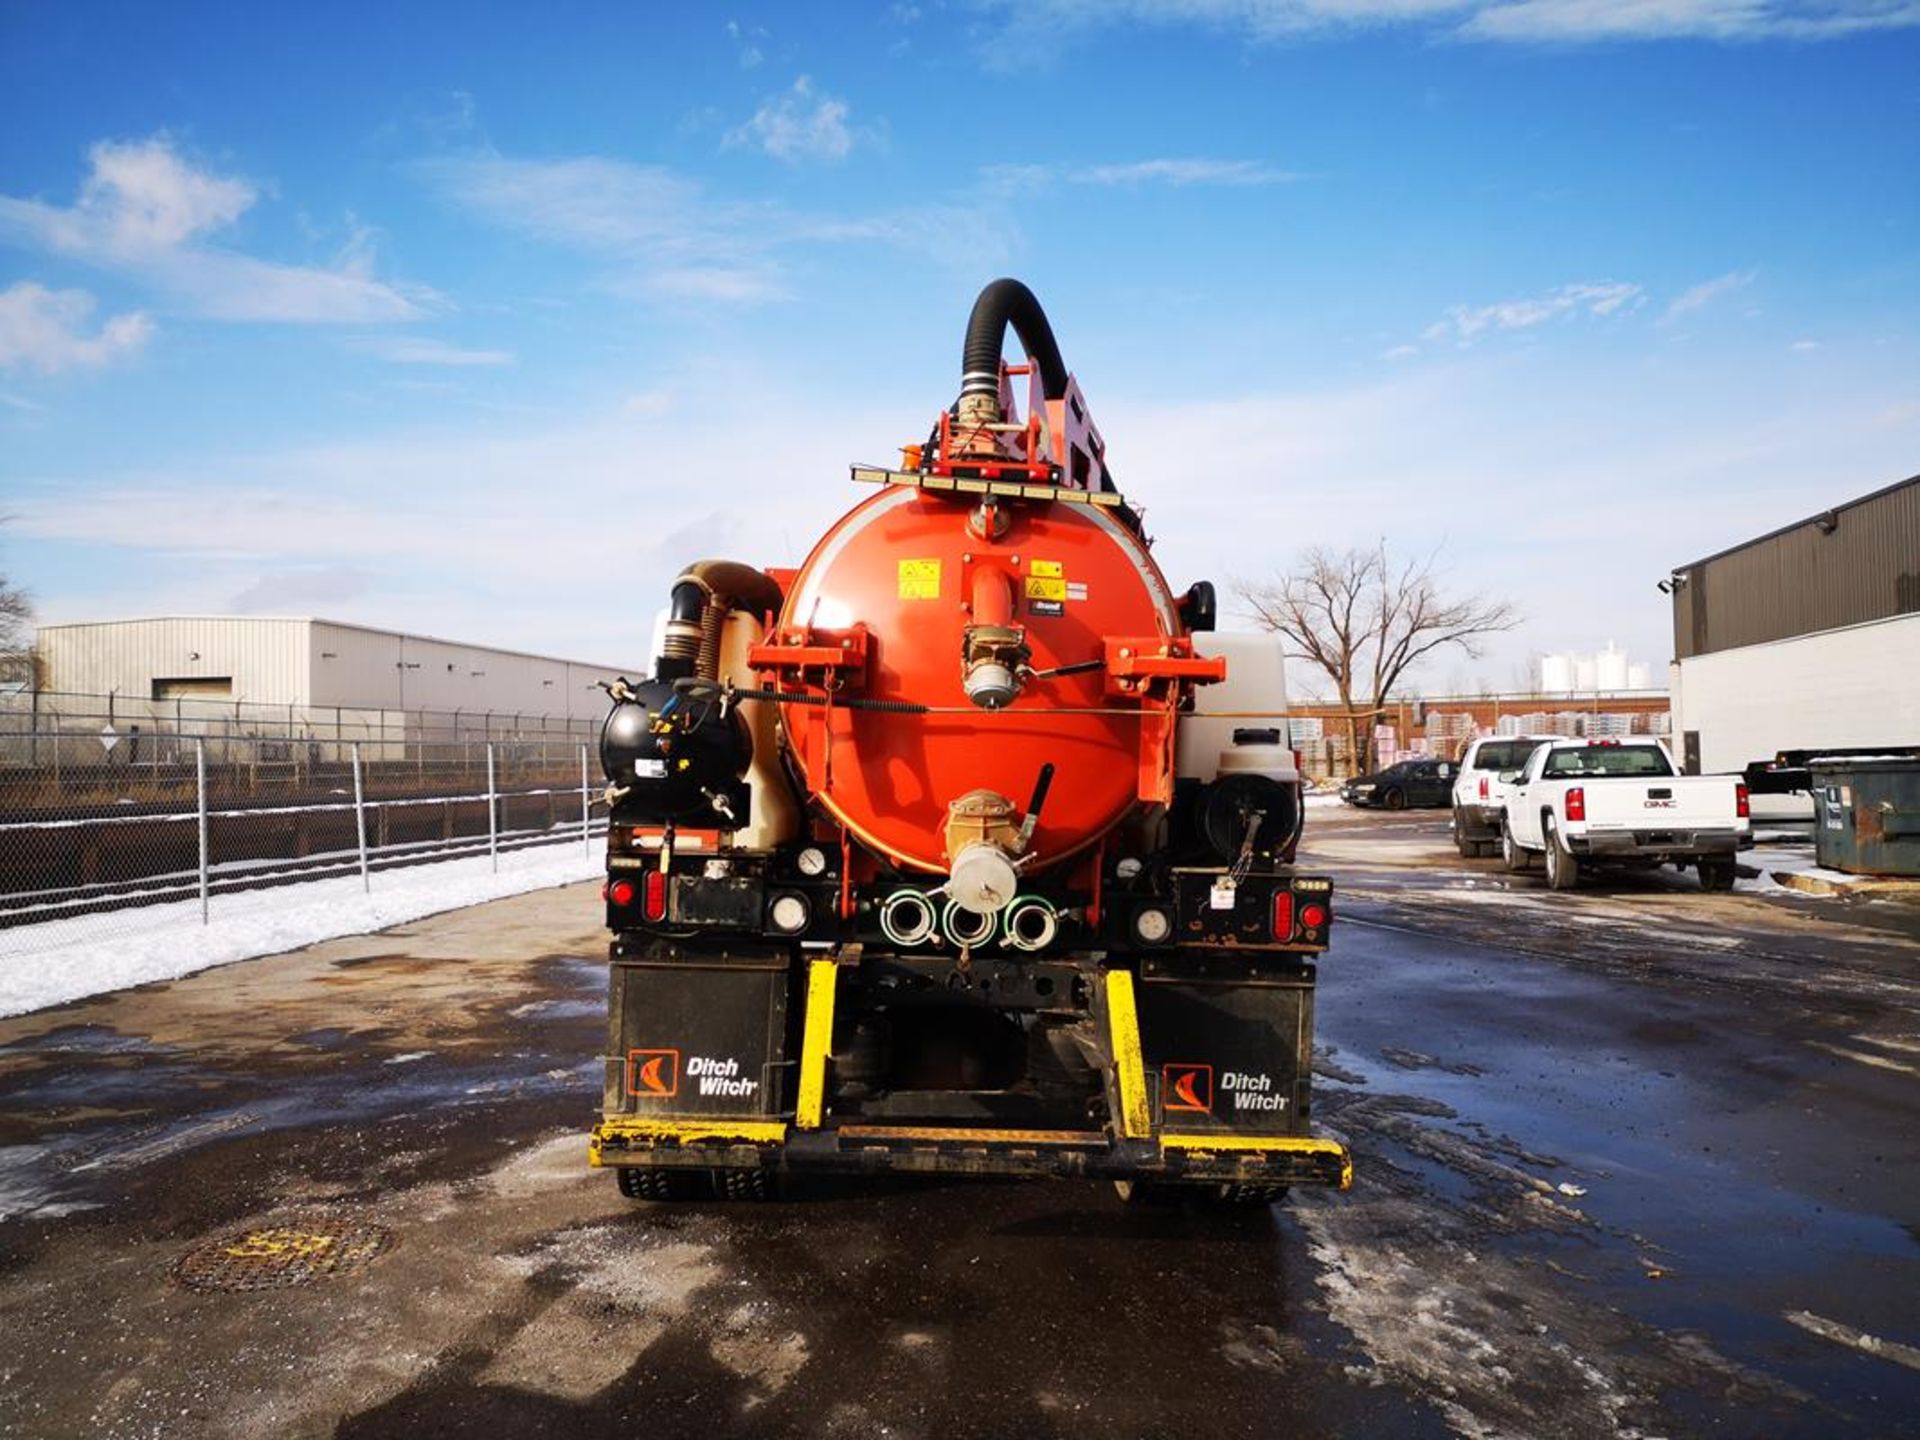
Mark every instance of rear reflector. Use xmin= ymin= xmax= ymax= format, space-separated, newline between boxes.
xmin=1300 ymin=902 xmax=1328 ymax=930
xmin=1271 ymin=891 xmax=1295 ymax=940
xmin=1566 ymin=787 xmax=1586 ymax=822
xmin=1736 ymin=782 xmax=1750 ymax=819
xmin=643 ymin=869 xmax=668 ymax=921
xmin=608 ymin=879 xmax=635 ymax=907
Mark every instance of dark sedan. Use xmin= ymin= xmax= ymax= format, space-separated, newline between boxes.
xmin=1341 ymin=758 xmax=1455 ymax=810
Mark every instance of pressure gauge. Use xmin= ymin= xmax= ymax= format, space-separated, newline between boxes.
xmin=1115 ymin=856 xmax=1144 ymax=880
xmin=796 ymin=845 xmax=829 ymax=877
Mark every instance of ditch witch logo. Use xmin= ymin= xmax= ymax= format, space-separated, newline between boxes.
xmin=626 ymin=1049 xmax=759 ymax=1100
xmin=1161 ymin=1062 xmax=1288 ymax=1114
xmin=1162 ymin=1063 xmax=1213 ymax=1112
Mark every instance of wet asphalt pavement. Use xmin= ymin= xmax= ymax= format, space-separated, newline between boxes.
xmin=1 ymin=808 xmax=1916 ymax=1439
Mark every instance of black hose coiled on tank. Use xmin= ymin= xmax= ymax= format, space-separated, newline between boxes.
xmin=961 ymin=278 xmax=1069 ymax=401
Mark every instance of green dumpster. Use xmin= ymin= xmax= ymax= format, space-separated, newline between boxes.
xmin=1810 ymin=758 xmax=1920 ymax=877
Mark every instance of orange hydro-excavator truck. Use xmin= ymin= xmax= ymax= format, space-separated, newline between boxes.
xmin=589 ymin=280 xmax=1350 ymax=1203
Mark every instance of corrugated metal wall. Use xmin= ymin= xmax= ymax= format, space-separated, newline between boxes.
xmin=37 ymin=618 xmax=313 ymax=703
xmin=310 ymin=622 xmax=630 ymax=720
xmin=35 ymin=617 xmax=636 ymax=720
xmin=1672 ymin=475 xmax=1920 ymax=659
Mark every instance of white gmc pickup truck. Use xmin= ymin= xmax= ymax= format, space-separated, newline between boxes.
xmin=1500 ymin=738 xmax=1751 ymax=892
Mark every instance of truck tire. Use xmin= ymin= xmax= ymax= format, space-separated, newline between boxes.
xmin=617 ymin=1166 xmax=722 ymax=1202
xmin=1453 ymin=813 xmax=1475 ymax=857
xmin=715 ymin=1167 xmax=777 ymax=1201
xmin=1502 ymin=825 xmax=1534 ymax=872
xmin=1544 ymin=816 xmax=1580 ymax=891
xmin=616 ymin=1166 xmax=675 ymax=1201
xmin=1697 ymin=859 xmax=1737 ymax=893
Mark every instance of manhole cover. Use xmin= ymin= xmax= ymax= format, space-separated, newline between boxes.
xmin=172 ymin=1215 xmax=395 ymax=1292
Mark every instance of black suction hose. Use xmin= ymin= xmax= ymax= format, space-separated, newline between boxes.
xmin=961 ymin=278 xmax=1069 ymax=401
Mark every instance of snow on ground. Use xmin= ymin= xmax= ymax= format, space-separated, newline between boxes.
xmin=0 ymin=840 xmax=604 ymax=1018
xmin=1740 ymin=841 xmax=1865 ymax=893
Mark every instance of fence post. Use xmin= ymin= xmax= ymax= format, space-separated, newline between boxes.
xmin=580 ymin=744 xmax=592 ymax=857
xmin=352 ymin=742 xmax=370 ymax=893
xmin=486 ymin=741 xmax=499 ymax=873
xmin=196 ymin=739 xmax=210 ymax=925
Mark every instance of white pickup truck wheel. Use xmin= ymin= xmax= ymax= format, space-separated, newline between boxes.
xmin=1543 ymin=816 xmax=1580 ymax=891
xmin=1502 ymin=825 xmax=1534 ymax=872
xmin=1698 ymin=859 xmax=1737 ymax=892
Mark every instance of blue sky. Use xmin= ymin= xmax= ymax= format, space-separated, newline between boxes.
xmin=2 ymin=1 xmax=1916 ymax=691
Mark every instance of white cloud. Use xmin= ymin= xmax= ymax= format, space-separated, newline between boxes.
xmin=0 ymin=281 xmax=152 ymax=374
xmin=1664 ymin=267 xmax=1756 ymax=319
xmin=724 ymin=77 xmax=856 ymax=164
xmin=986 ymin=158 xmax=1306 ymax=191
xmin=0 ymin=136 xmax=425 ymax=324
xmin=982 ymin=0 xmax=1920 ymax=49
xmin=1424 ymin=281 xmax=1644 ymax=345
xmin=1461 ymin=0 xmax=1920 ymax=41
xmin=1077 ymin=158 xmax=1305 ymax=186
xmin=359 ymin=336 xmax=514 ymax=366
xmin=1789 ymin=338 xmax=1821 ymax=351
xmin=1383 ymin=343 xmax=1421 ymax=360
xmin=424 ymin=150 xmax=1014 ymax=303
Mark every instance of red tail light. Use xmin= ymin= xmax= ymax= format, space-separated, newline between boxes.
xmin=607 ymin=879 xmax=634 ymax=907
xmin=1300 ymin=901 xmax=1328 ymax=930
xmin=1736 ymin=782 xmax=1750 ymax=819
xmin=643 ymin=870 xmax=668 ymax=921
xmin=1478 ymin=777 xmax=1489 ymax=801
xmin=1565 ymin=787 xmax=1586 ymax=822
xmin=1272 ymin=891 xmax=1295 ymax=940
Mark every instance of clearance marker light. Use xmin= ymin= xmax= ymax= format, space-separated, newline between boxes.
xmin=1300 ymin=902 xmax=1328 ymax=930
xmin=608 ymin=880 xmax=635 ymax=907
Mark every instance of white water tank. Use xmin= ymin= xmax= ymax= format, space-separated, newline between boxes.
xmin=1596 ymin=643 xmax=1629 ymax=693
xmin=1574 ymin=654 xmax=1599 ymax=691
xmin=1540 ymin=654 xmax=1574 ymax=694
xmin=1626 ymin=663 xmax=1651 ymax=691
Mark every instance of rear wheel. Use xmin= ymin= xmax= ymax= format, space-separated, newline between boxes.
xmin=1544 ymin=816 xmax=1580 ymax=891
xmin=616 ymin=1166 xmax=676 ymax=1201
xmin=1698 ymin=858 xmax=1737 ymax=892
xmin=1502 ymin=825 xmax=1535 ymax=872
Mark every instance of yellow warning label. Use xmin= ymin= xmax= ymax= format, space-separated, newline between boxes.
xmin=1025 ymin=575 xmax=1067 ymax=602
xmin=898 ymin=558 xmax=942 ymax=599
xmin=1030 ymin=560 xmax=1063 ymax=578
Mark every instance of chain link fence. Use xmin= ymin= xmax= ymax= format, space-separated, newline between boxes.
xmin=1 ymin=694 xmax=610 ymax=960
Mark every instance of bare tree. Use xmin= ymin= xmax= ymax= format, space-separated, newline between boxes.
xmin=1238 ymin=544 xmax=1519 ymax=777
xmin=0 ymin=575 xmax=29 ymax=656
xmin=0 ymin=523 xmax=35 ymax=687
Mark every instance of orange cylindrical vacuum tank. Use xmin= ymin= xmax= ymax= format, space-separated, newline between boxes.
xmin=776 ymin=484 xmax=1181 ymax=875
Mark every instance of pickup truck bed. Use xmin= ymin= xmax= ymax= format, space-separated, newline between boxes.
xmin=1502 ymin=740 xmax=1751 ymax=892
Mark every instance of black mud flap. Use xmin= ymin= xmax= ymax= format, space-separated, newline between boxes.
xmin=1133 ymin=953 xmax=1316 ymax=1140
xmin=595 ymin=944 xmax=793 ymax=1169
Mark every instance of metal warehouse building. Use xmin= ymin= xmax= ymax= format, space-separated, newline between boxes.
xmin=1669 ymin=473 xmax=1920 ymax=776
xmin=34 ymin=617 xmax=637 ymax=723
